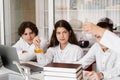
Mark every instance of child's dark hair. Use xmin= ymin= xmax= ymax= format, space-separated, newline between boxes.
xmin=48 ymin=20 xmax=78 ymax=47
xmin=97 ymin=18 xmax=113 ymax=32
xmin=18 ymin=21 xmax=38 ymax=36
xmin=97 ymin=22 xmax=113 ymax=32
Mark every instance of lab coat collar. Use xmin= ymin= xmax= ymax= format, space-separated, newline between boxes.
xmin=20 ymin=37 xmax=34 ymax=47
xmin=58 ymin=42 xmax=71 ymax=52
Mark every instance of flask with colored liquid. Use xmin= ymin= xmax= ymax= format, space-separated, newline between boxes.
xmin=34 ymin=47 xmax=43 ymax=54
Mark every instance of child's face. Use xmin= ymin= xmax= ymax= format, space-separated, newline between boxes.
xmin=56 ymin=27 xmax=70 ymax=45
xmin=22 ymin=28 xmax=36 ymax=44
xmin=95 ymin=27 xmax=111 ymax=50
xmin=95 ymin=35 xmax=101 ymax=42
xmin=95 ymin=34 xmax=107 ymax=50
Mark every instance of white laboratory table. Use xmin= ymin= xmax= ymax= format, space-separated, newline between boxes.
xmin=0 ymin=61 xmax=120 ymax=80
xmin=0 ymin=61 xmax=44 ymax=80
xmin=20 ymin=61 xmax=44 ymax=80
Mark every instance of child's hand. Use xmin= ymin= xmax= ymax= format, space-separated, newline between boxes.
xmin=33 ymin=36 xmax=41 ymax=48
xmin=22 ymin=50 xmax=27 ymax=54
xmin=82 ymin=22 xmax=106 ymax=39
xmin=83 ymin=71 xmax=101 ymax=80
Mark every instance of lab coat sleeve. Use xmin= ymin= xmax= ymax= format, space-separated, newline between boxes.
xmin=36 ymin=48 xmax=54 ymax=66
xmin=40 ymin=37 xmax=49 ymax=53
xmin=101 ymin=52 xmax=120 ymax=79
xmin=100 ymin=30 xmax=120 ymax=53
xmin=77 ymin=44 xmax=97 ymax=69
xmin=16 ymin=49 xmax=35 ymax=61
xmin=76 ymin=47 xmax=84 ymax=61
xmin=13 ymin=40 xmax=35 ymax=61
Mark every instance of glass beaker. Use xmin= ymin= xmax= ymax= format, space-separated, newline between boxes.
xmin=78 ymin=31 xmax=89 ymax=48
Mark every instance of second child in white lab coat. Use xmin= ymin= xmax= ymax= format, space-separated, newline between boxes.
xmin=13 ymin=21 xmax=48 ymax=61
xmin=33 ymin=20 xmax=84 ymax=66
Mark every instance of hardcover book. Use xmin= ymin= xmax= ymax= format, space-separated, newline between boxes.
xmin=44 ymin=74 xmax=83 ymax=80
xmin=44 ymin=63 xmax=82 ymax=73
xmin=44 ymin=68 xmax=82 ymax=78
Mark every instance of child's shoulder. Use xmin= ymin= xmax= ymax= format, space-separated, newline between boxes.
xmin=70 ymin=43 xmax=81 ymax=49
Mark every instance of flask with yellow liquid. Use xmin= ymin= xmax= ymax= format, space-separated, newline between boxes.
xmin=34 ymin=47 xmax=43 ymax=54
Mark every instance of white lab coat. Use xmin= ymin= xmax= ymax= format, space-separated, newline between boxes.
xmin=13 ymin=37 xmax=48 ymax=61
xmin=36 ymin=43 xmax=84 ymax=66
xmin=79 ymin=30 xmax=120 ymax=79
xmin=100 ymin=30 xmax=120 ymax=53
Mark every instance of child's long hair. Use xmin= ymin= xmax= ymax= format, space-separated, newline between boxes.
xmin=48 ymin=20 xmax=78 ymax=48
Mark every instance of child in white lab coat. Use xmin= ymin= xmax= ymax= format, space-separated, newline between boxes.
xmin=13 ymin=21 xmax=48 ymax=61
xmin=33 ymin=20 xmax=84 ymax=66
xmin=81 ymin=18 xmax=120 ymax=80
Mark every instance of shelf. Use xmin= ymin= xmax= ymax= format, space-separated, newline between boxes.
xmin=72 ymin=28 xmax=82 ymax=31
xmin=54 ymin=9 xmax=120 ymax=12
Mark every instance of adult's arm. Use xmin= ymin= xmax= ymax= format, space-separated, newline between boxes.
xmin=83 ymin=22 xmax=106 ymax=38
xmin=100 ymin=30 xmax=120 ymax=53
xmin=77 ymin=43 xmax=98 ymax=69
xmin=83 ymin=22 xmax=120 ymax=53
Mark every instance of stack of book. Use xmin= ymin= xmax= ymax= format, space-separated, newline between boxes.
xmin=43 ymin=63 xmax=83 ymax=80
